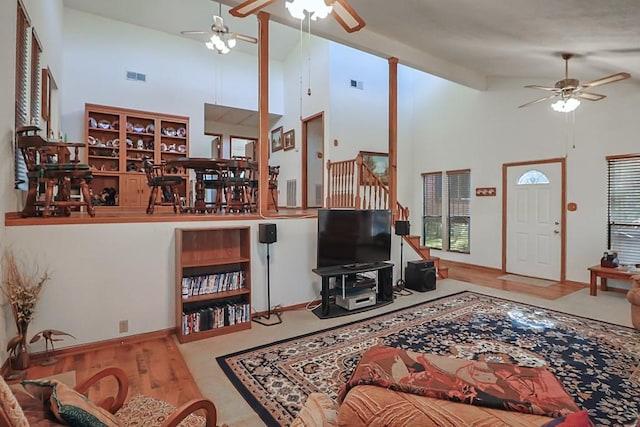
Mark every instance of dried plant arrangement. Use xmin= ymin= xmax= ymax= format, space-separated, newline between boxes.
xmin=1 ymin=250 xmax=50 ymax=372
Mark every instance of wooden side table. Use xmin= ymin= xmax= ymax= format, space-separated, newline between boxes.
xmin=588 ymin=265 xmax=636 ymax=296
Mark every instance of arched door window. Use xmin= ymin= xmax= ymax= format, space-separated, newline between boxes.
xmin=517 ymin=169 xmax=549 ymax=185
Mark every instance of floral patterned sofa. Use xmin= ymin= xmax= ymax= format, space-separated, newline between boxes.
xmin=292 ymin=345 xmax=595 ymax=427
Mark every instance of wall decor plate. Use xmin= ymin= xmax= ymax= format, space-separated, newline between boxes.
xmin=126 ymin=122 xmax=133 ymax=132
xmin=146 ymin=124 xmax=155 ymax=133
xmin=88 ymin=117 xmax=97 ymax=128
xmin=178 ymin=145 xmax=187 ymax=153
xmin=177 ymin=128 xmax=186 ymax=137
xmin=88 ymin=136 xmax=96 ymax=145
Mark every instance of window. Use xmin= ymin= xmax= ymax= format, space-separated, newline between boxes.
xmin=422 ymin=172 xmax=442 ymax=249
xmin=517 ymin=169 xmax=549 ymax=185
xmin=447 ymin=170 xmax=471 ymax=253
xmin=14 ymin=2 xmax=30 ymax=190
xmin=607 ymin=155 xmax=640 ymax=265
xmin=422 ymin=169 xmax=471 ymax=253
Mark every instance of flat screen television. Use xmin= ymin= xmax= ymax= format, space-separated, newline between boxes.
xmin=317 ymin=209 xmax=392 ymax=269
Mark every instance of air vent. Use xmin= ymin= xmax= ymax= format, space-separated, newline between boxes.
xmin=350 ymin=79 xmax=363 ymax=90
xmin=126 ymin=71 xmax=146 ymax=82
xmin=315 ymin=184 xmax=323 ymax=206
xmin=286 ymin=179 xmax=297 ymax=207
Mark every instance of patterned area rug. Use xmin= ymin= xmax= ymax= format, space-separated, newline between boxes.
xmin=217 ymin=291 xmax=640 ymax=426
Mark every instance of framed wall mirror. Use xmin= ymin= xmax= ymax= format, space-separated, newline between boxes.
xmin=41 ymin=67 xmax=58 ymax=138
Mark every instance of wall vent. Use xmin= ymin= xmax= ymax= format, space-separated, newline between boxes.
xmin=286 ymin=179 xmax=297 ymax=207
xmin=350 ymin=79 xmax=363 ymax=90
xmin=315 ymin=184 xmax=323 ymax=206
xmin=126 ymin=71 xmax=147 ymax=82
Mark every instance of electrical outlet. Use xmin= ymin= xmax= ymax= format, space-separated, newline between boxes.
xmin=119 ymin=320 xmax=128 ymax=333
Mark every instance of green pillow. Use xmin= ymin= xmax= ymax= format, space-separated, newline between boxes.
xmin=49 ymin=380 xmax=119 ymax=427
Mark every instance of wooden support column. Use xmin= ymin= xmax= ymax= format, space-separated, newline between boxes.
xmin=258 ymin=12 xmax=270 ymax=214
xmin=388 ymin=57 xmax=399 ymax=220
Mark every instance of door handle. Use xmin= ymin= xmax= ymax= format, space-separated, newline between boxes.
xmin=554 ymin=229 xmax=560 ymax=234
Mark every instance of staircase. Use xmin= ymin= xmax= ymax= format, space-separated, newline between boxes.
xmin=326 ymin=153 xmax=448 ymax=279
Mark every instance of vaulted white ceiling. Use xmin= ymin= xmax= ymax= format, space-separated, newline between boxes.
xmin=63 ymin=0 xmax=640 ymax=91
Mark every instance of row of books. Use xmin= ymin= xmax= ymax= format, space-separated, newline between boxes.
xmin=181 ymin=271 xmax=245 ymax=298
xmin=181 ymin=302 xmax=250 ymax=335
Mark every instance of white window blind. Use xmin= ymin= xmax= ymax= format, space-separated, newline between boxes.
xmin=447 ymin=169 xmax=471 ymax=253
xmin=422 ymin=172 xmax=443 ymax=249
xmin=607 ymin=155 xmax=640 ymax=265
xmin=14 ymin=3 xmax=30 ymax=190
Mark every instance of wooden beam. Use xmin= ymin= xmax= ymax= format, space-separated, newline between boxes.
xmin=258 ymin=12 xmax=270 ymax=214
xmin=388 ymin=57 xmax=399 ymax=219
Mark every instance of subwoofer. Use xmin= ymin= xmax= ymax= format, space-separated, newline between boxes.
xmin=259 ymin=223 xmax=277 ymax=244
xmin=378 ymin=266 xmax=394 ymax=302
xmin=405 ymin=260 xmax=436 ymax=292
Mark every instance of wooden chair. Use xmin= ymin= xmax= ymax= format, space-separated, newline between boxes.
xmin=0 ymin=366 xmax=218 ymax=427
xmin=269 ymin=165 xmax=280 ymax=212
xmin=143 ymin=158 xmax=183 ymax=214
xmin=16 ymin=126 xmax=95 ymax=217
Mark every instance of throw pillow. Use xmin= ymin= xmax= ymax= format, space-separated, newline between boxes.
xmin=0 ymin=375 xmax=29 ymax=427
xmin=290 ymin=393 xmax=338 ymax=427
xmin=540 ymin=410 xmax=594 ymax=427
xmin=49 ymin=380 xmax=119 ymax=427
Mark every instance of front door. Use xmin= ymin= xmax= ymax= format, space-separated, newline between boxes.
xmin=505 ymin=161 xmax=564 ymax=281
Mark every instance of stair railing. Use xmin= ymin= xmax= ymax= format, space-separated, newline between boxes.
xmin=326 ymin=153 xmax=409 ymax=222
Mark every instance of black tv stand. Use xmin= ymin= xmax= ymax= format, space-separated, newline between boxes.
xmin=312 ymin=262 xmax=394 ymax=319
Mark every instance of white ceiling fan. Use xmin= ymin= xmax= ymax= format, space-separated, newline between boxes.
xmin=229 ymin=0 xmax=365 ymax=33
xmin=518 ymin=53 xmax=631 ymax=112
xmin=180 ymin=1 xmax=257 ymax=54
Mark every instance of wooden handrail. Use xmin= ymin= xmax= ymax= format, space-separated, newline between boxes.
xmin=326 ymin=153 xmax=410 ymax=223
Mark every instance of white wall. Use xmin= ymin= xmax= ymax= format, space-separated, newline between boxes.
xmin=4 ymin=219 xmax=320 ymax=350
xmin=269 ymin=35 xmax=331 ymax=208
xmin=1 ymin=0 xmax=66 ymax=363
xmin=327 ymin=43 xmax=389 ymax=161
xmin=61 ymin=8 xmax=284 ymax=156
xmin=403 ymin=72 xmax=640 ymax=283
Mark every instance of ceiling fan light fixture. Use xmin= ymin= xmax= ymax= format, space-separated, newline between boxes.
xmin=285 ymin=0 xmax=333 ymax=21
xmin=206 ymin=33 xmax=233 ymax=54
xmin=551 ymin=97 xmax=581 ymax=113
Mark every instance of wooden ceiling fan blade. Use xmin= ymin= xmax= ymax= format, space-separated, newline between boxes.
xmin=524 ymin=85 xmax=561 ymax=92
xmin=582 ymin=72 xmax=631 ymax=88
xmin=236 ymin=33 xmax=259 ymax=44
xmin=181 ymin=30 xmax=210 ymax=35
xmin=518 ymin=94 xmax=558 ymax=108
xmin=327 ymin=0 xmax=365 ymax=33
xmin=577 ymin=92 xmax=606 ymax=101
xmin=229 ymin=0 xmax=278 ymax=17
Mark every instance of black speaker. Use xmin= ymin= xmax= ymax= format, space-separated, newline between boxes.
xmin=395 ymin=220 xmax=410 ymax=236
xmin=378 ymin=266 xmax=394 ymax=302
xmin=405 ymin=260 xmax=436 ymax=292
xmin=259 ymin=223 xmax=277 ymax=244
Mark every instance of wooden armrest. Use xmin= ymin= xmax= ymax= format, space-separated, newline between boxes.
xmin=161 ymin=398 xmax=217 ymax=427
xmin=74 ymin=366 xmax=129 ymax=413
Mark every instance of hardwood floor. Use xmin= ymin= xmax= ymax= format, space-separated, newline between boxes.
xmin=18 ymin=335 xmax=201 ymax=408
xmin=443 ymin=260 xmax=587 ymax=300
xmin=8 ymin=262 xmax=589 ymax=409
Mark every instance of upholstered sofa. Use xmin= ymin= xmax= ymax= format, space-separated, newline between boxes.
xmin=627 ymin=274 xmax=640 ymax=329
xmin=292 ymin=345 xmax=592 ymax=427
